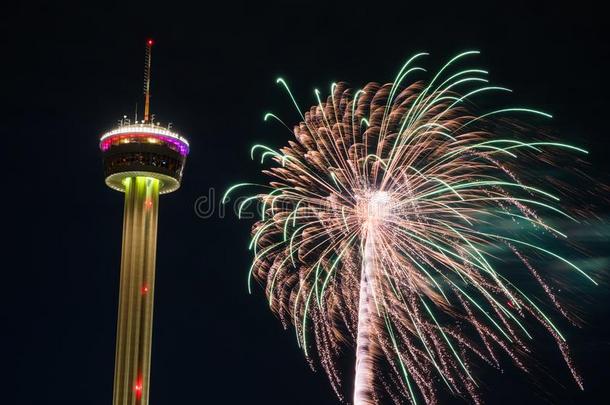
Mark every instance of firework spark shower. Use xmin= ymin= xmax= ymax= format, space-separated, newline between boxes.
xmin=224 ymin=51 xmax=599 ymax=404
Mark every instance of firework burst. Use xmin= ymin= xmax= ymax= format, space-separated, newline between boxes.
xmin=224 ymin=51 xmax=597 ymax=404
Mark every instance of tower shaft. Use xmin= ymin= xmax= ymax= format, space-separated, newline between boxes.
xmin=113 ymin=177 xmax=160 ymax=405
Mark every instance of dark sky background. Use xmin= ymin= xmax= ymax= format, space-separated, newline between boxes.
xmin=2 ymin=1 xmax=609 ymax=404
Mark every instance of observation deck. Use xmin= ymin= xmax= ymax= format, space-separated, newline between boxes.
xmin=100 ymin=122 xmax=189 ymax=194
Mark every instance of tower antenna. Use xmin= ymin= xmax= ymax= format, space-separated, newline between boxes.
xmin=143 ymin=39 xmax=153 ymax=123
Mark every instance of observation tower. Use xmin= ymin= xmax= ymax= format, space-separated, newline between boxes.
xmin=100 ymin=39 xmax=189 ymax=405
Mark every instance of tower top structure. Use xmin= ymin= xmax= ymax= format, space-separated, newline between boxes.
xmin=99 ymin=40 xmax=189 ymax=194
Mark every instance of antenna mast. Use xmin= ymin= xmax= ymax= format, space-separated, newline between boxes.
xmin=143 ymin=39 xmax=153 ymax=123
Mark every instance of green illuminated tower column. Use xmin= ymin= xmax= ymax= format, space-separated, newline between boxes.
xmin=113 ymin=177 xmax=159 ymax=405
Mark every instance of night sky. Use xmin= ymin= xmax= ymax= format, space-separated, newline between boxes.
xmin=3 ymin=1 xmax=610 ymax=404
